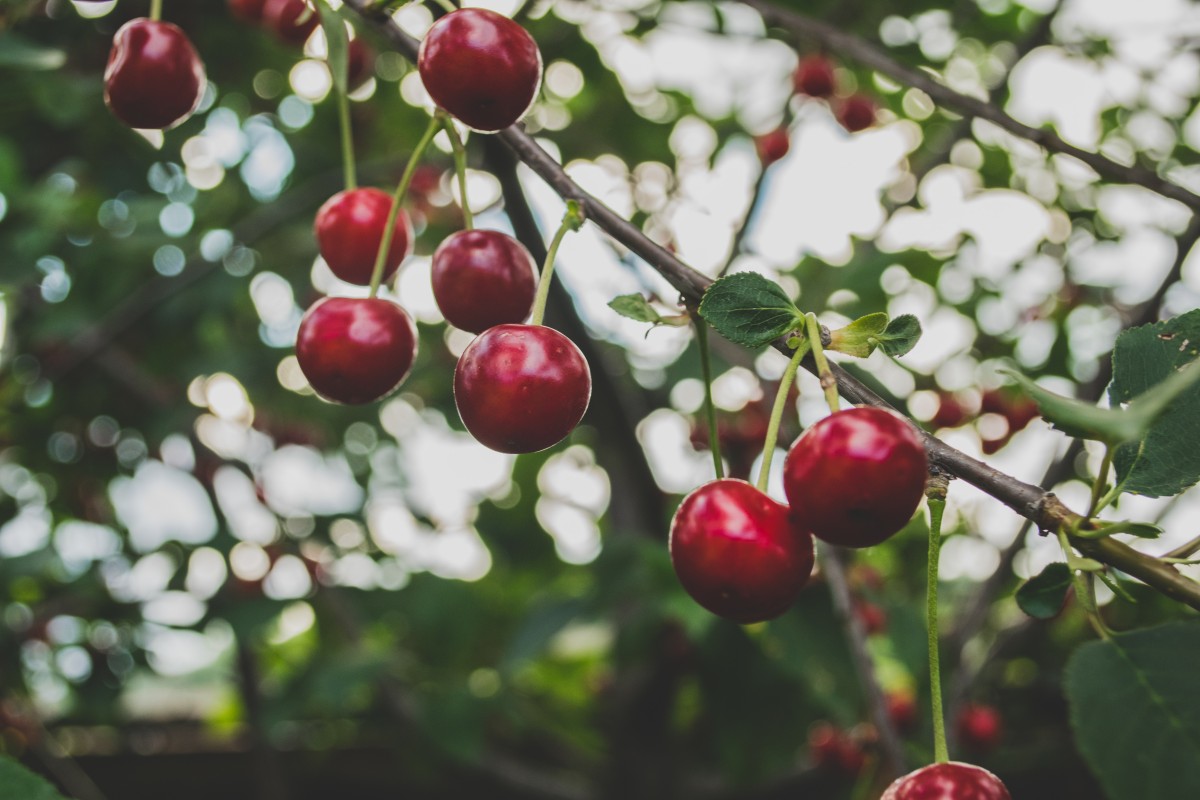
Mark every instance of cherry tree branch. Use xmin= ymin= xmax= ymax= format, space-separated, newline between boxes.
xmin=342 ymin=0 xmax=1200 ymax=612
xmin=740 ymin=0 xmax=1200 ymax=213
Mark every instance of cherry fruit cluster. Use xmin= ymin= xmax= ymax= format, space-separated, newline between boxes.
xmin=670 ymin=406 xmax=927 ymax=624
xmin=292 ymin=8 xmax=590 ymax=454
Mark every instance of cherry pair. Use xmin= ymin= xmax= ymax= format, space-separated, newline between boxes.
xmin=670 ymin=407 xmax=927 ymax=623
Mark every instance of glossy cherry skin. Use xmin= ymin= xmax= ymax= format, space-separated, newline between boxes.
xmin=431 ymin=230 xmax=537 ymax=333
xmin=295 ymin=297 xmax=417 ymax=405
xmin=228 ymin=0 xmax=266 ymax=23
xmin=104 ymin=19 xmax=206 ymax=130
xmin=754 ymin=128 xmax=790 ymax=167
xmin=418 ymin=8 xmax=542 ymax=132
xmin=454 ymin=324 xmax=590 ymax=453
xmin=262 ymin=0 xmax=319 ymax=46
xmin=881 ymin=762 xmax=1011 ymax=800
xmin=669 ymin=479 xmax=815 ymax=624
xmin=783 ymin=407 xmax=927 ymax=548
xmin=837 ymin=93 xmax=877 ymax=132
xmin=314 ymin=188 xmax=413 ymax=286
xmin=793 ymin=54 xmax=836 ymax=98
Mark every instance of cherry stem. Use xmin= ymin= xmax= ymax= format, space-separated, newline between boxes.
xmin=694 ymin=317 xmax=723 ymax=480
xmin=1089 ymin=443 xmax=1113 ymax=520
xmin=442 ymin=117 xmax=472 ymax=230
xmin=926 ymin=489 xmax=950 ymax=764
xmin=336 ymin=86 xmax=357 ymax=191
xmin=804 ymin=312 xmax=840 ymax=414
xmin=529 ymin=201 xmax=584 ymax=327
xmin=755 ymin=337 xmax=809 ymax=493
xmin=367 ymin=113 xmax=441 ymax=298
xmin=150 ymin=0 xmax=163 ymax=21
xmin=429 ymin=0 xmax=458 ymax=15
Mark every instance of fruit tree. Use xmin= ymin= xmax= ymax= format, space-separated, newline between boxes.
xmin=1 ymin=0 xmax=1199 ymax=798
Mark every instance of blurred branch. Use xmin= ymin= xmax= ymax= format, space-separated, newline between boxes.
xmin=739 ymin=0 xmax=1200 ymax=213
xmin=344 ymin=0 xmax=1200 ymax=612
xmin=717 ymin=157 xmax=771 ymax=278
xmin=7 ymin=697 xmax=110 ymax=800
xmin=819 ymin=546 xmax=907 ymax=775
xmin=234 ymin=636 xmax=290 ymax=800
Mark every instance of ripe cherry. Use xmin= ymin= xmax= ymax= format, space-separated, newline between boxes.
xmin=314 ymin=188 xmax=413 ymax=286
xmin=431 ymin=229 xmax=537 ymax=334
xmin=295 ymin=297 xmax=417 ymax=405
xmin=754 ymin=127 xmax=791 ymax=167
xmin=454 ymin=324 xmax=591 ymax=453
xmin=228 ymin=0 xmax=266 ymax=23
xmin=104 ymin=19 xmax=206 ymax=130
xmin=669 ymin=479 xmax=815 ymax=624
xmin=837 ymin=93 xmax=877 ymax=132
xmin=418 ymin=8 xmax=542 ymax=132
xmin=808 ymin=721 xmax=866 ymax=775
xmin=886 ymin=691 xmax=918 ymax=733
xmin=262 ymin=0 xmax=319 ymax=46
xmin=881 ymin=762 xmax=1011 ymax=800
xmin=347 ymin=37 xmax=374 ymax=90
xmin=793 ymin=54 xmax=836 ymax=98
xmin=931 ymin=391 xmax=970 ymax=429
xmin=783 ymin=407 xmax=927 ymax=548
xmin=854 ymin=599 xmax=888 ymax=635
xmin=956 ymin=703 xmax=1003 ymax=752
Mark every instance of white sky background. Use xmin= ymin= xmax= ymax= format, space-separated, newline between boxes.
xmin=8 ymin=0 xmax=1200 ymax=700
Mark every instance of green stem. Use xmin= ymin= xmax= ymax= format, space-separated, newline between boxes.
xmin=442 ymin=117 xmax=472 ymax=230
xmin=1088 ymin=447 xmax=1113 ymax=518
xmin=926 ymin=496 xmax=949 ymax=764
xmin=804 ymin=312 xmax=840 ymax=413
xmin=336 ymin=87 xmax=357 ymax=190
xmin=367 ymin=114 xmax=441 ymax=298
xmin=695 ymin=317 xmax=723 ymax=480
xmin=755 ymin=338 xmax=810 ymax=493
xmin=150 ymin=0 xmax=163 ymax=21
xmin=430 ymin=0 xmax=458 ymax=14
xmin=529 ymin=202 xmax=584 ymax=327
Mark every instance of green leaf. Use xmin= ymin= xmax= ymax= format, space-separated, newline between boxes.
xmin=698 ymin=272 xmax=802 ymax=348
xmin=0 ymin=755 xmax=69 ymax=800
xmin=1002 ymin=370 xmax=1140 ymax=444
xmin=607 ymin=294 xmax=689 ymax=327
xmin=1065 ymin=622 xmax=1200 ymax=800
xmin=314 ymin=0 xmax=349 ymax=95
xmin=1109 ymin=309 xmax=1200 ymax=497
xmin=1015 ymin=562 xmax=1071 ymax=619
xmin=828 ymin=312 xmax=888 ymax=358
xmin=1075 ymin=520 xmax=1163 ymax=540
xmin=874 ymin=314 xmax=921 ymax=357
xmin=0 ymin=33 xmax=66 ymax=71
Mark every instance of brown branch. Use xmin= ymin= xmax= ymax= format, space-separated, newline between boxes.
xmin=343 ymin=0 xmax=1200 ymax=613
xmin=740 ymin=0 xmax=1200 ymax=212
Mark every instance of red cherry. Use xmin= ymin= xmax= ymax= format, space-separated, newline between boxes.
xmin=793 ymin=54 xmax=836 ymax=98
xmin=262 ymin=0 xmax=319 ymax=46
xmin=854 ymin=599 xmax=888 ymax=635
xmin=431 ymin=229 xmax=538 ymax=334
xmin=454 ymin=324 xmax=591 ymax=453
xmin=837 ymin=93 xmax=877 ymax=132
xmin=418 ymin=8 xmax=542 ymax=132
xmin=669 ymin=479 xmax=814 ymax=624
xmin=347 ymin=37 xmax=374 ymax=90
xmin=104 ymin=19 xmax=206 ymax=130
xmin=295 ymin=297 xmax=417 ymax=405
xmin=956 ymin=703 xmax=1003 ymax=752
xmin=783 ymin=407 xmax=927 ymax=548
xmin=228 ymin=0 xmax=266 ymax=23
xmin=754 ymin=127 xmax=791 ymax=166
xmin=314 ymin=188 xmax=413 ymax=286
xmin=886 ymin=691 xmax=918 ymax=732
xmin=881 ymin=762 xmax=1011 ymax=800
xmin=808 ymin=722 xmax=866 ymax=774
xmin=931 ymin=392 xmax=970 ymax=429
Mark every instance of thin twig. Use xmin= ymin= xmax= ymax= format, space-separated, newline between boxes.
xmin=740 ymin=0 xmax=1200 ymax=212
